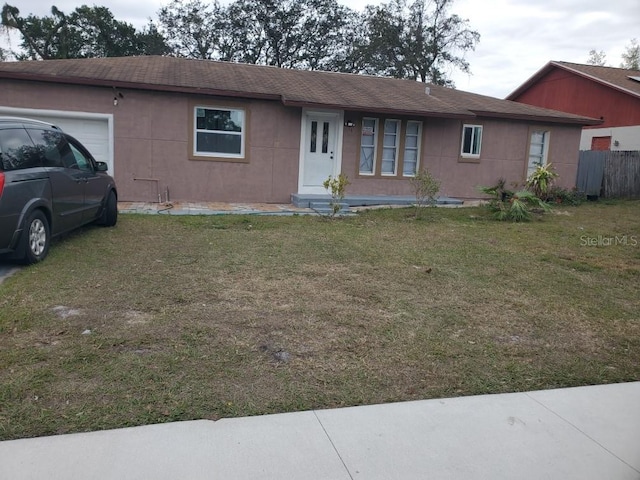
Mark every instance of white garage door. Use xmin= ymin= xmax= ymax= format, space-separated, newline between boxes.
xmin=0 ymin=107 xmax=113 ymax=173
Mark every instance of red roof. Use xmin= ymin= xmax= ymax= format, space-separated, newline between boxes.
xmin=0 ymin=56 xmax=601 ymax=125
xmin=507 ymin=61 xmax=640 ymax=101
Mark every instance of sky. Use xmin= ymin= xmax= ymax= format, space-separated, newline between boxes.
xmin=2 ymin=0 xmax=638 ymax=98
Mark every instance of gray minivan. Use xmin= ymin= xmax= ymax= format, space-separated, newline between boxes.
xmin=0 ymin=117 xmax=118 ymax=264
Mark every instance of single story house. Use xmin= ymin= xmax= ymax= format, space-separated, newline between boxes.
xmin=0 ymin=56 xmax=599 ymax=204
xmin=507 ymin=61 xmax=640 ymax=152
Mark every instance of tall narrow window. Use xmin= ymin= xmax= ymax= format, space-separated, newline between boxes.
xmin=382 ymin=119 xmax=400 ymax=175
xmin=461 ymin=124 xmax=482 ymax=157
xmin=310 ymin=121 xmax=317 ymax=152
xmin=527 ymin=130 xmax=549 ymax=177
xmin=322 ymin=122 xmax=329 ymax=153
xmin=359 ymin=118 xmax=377 ymax=175
xmin=403 ymin=121 xmax=421 ymax=176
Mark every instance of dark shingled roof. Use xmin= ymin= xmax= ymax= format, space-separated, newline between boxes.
xmin=507 ymin=61 xmax=640 ymax=101
xmin=0 ymin=56 xmax=601 ymax=125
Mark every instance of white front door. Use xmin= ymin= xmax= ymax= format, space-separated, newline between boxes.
xmin=299 ymin=111 xmax=342 ymax=194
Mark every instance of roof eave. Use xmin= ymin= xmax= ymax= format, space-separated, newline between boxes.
xmin=280 ymin=98 xmax=473 ymax=119
xmin=471 ymin=110 xmax=603 ymax=126
xmin=0 ymin=71 xmax=283 ymax=102
xmin=1 ymin=69 xmax=599 ymax=124
xmin=505 ymin=61 xmax=556 ymax=100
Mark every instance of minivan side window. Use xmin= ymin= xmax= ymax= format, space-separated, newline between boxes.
xmin=0 ymin=128 xmax=42 ymax=171
xmin=26 ymin=128 xmax=74 ymax=169
xmin=67 ymin=139 xmax=94 ymax=172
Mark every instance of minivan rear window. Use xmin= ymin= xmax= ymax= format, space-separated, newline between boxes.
xmin=0 ymin=128 xmax=41 ymax=171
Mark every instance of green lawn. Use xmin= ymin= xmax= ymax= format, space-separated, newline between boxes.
xmin=0 ymin=201 xmax=638 ymax=440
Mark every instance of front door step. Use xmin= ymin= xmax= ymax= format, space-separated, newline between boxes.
xmin=309 ymin=201 xmax=350 ymax=215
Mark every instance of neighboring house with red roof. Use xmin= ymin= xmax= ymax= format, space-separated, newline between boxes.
xmin=507 ymin=61 xmax=640 ymax=152
xmin=0 ymin=56 xmax=598 ymax=204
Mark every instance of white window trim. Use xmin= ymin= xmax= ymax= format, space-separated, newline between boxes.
xmin=193 ymin=106 xmax=245 ymax=159
xmin=461 ymin=124 xmax=483 ymax=158
xmin=403 ymin=121 xmax=422 ymax=177
xmin=381 ymin=119 xmax=401 ymax=176
xmin=359 ymin=117 xmax=378 ymax=176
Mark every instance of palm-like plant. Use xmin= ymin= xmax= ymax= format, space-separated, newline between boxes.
xmin=526 ymin=163 xmax=558 ymax=200
xmin=480 ymin=182 xmax=551 ymax=222
xmin=494 ymin=190 xmax=551 ymax=222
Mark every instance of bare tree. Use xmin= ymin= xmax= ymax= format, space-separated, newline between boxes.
xmin=621 ymin=38 xmax=639 ymax=70
xmin=586 ymin=49 xmax=607 ymax=66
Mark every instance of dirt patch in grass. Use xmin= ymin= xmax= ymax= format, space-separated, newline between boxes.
xmin=0 ymin=201 xmax=639 ymax=439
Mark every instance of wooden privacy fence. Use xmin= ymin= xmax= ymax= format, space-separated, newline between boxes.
xmin=577 ymin=150 xmax=640 ymax=198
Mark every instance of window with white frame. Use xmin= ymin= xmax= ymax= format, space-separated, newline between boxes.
xmin=359 ymin=118 xmax=377 ymax=175
xmin=527 ymin=130 xmax=549 ymax=177
xmin=382 ymin=120 xmax=400 ymax=175
xmin=461 ymin=124 xmax=482 ymax=157
xmin=403 ymin=121 xmax=421 ymax=176
xmin=194 ymin=107 xmax=245 ymax=158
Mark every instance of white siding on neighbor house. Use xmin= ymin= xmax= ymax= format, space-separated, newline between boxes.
xmin=580 ymin=125 xmax=640 ymax=151
xmin=0 ymin=106 xmax=113 ymax=173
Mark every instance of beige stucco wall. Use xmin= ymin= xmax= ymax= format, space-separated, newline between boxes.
xmin=342 ymin=113 xmax=582 ymax=199
xmin=114 ymin=92 xmax=301 ymax=203
xmin=0 ymin=79 xmax=301 ymax=203
xmin=0 ymin=79 xmax=582 ymax=203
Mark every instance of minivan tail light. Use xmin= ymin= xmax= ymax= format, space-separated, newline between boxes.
xmin=0 ymin=172 xmax=5 ymax=199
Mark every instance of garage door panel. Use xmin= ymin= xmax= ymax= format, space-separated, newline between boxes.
xmin=0 ymin=110 xmax=112 ymax=174
xmin=31 ymin=116 xmax=109 ymax=164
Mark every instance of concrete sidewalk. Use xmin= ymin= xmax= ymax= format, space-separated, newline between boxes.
xmin=118 ymin=201 xmax=316 ymax=216
xmin=1 ymin=382 xmax=638 ymax=479
xmin=117 ymin=200 xmax=478 ymax=216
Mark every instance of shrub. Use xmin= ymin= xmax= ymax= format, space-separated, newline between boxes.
xmin=323 ymin=174 xmax=350 ymax=217
xmin=409 ymin=168 xmax=441 ymax=219
xmin=545 ymin=186 xmax=587 ymax=206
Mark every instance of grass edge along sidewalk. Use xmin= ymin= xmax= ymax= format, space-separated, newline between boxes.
xmin=0 ymin=201 xmax=638 ymax=440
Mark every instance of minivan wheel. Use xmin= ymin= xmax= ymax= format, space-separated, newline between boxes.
xmin=99 ymin=191 xmax=118 ymax=227
xmin=22 ymin=210 xmax=50 ymax=264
